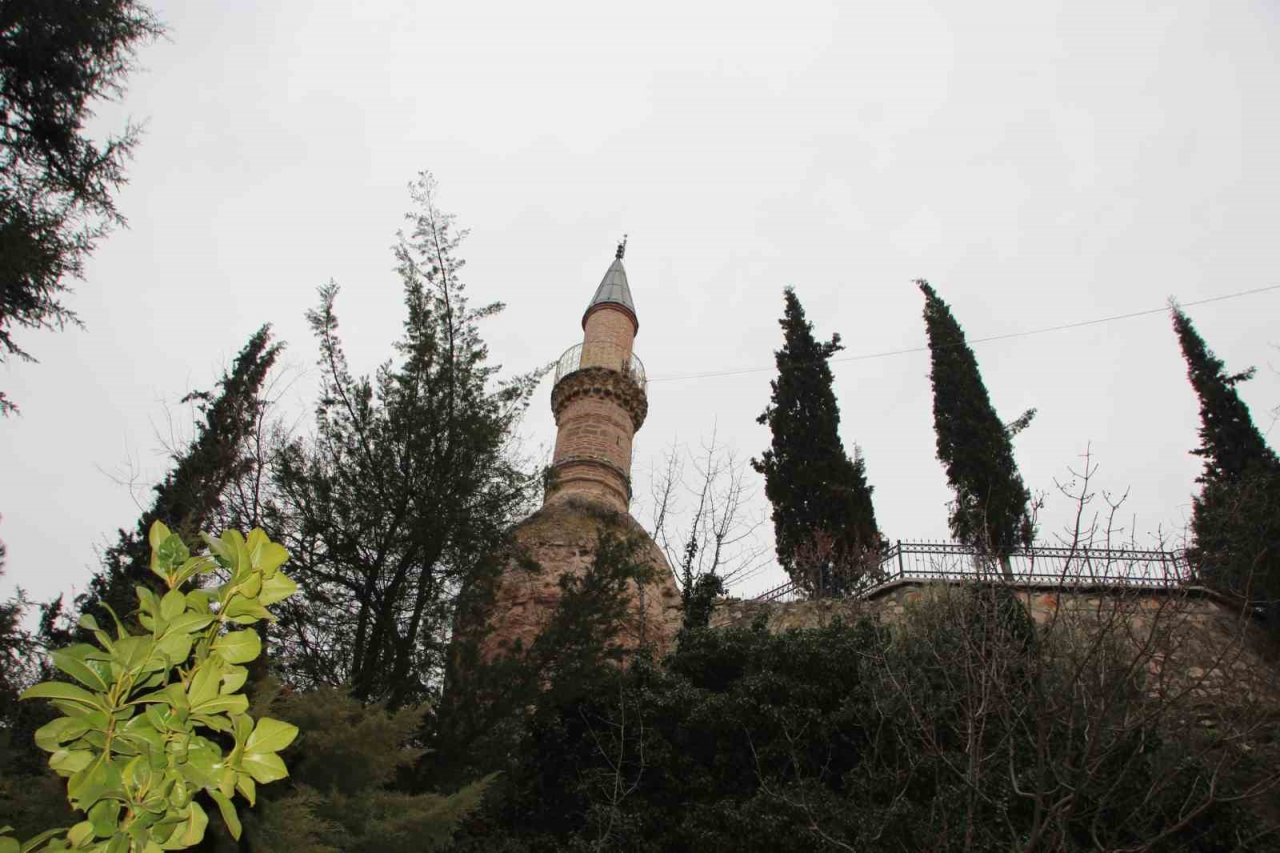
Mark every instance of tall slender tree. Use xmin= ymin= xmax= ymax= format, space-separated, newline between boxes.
xmin=753 ymin=288 xmax=882 ymax=596
xmin=75 ymin=325 xmax=282 ymax=627
xmin=269 ymin=173 xmax=541 ymax=708
xmin=1172 ymin=307 xmax=1280 ymax=628
xmin=0 ymin=0 xmax=164 ymax=413
xmin=918 ymin=280 xmax=1034 ymax=575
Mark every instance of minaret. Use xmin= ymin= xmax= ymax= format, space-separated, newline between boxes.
xmin=545 ymin=238 xmax=647 ymax=513
xmin=465 ymin=241 xmax=681 ymax=664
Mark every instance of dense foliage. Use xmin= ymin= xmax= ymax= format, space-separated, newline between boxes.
xmin=436 ymin=526 xmax=659 ymax=789
xmin=753 ymin=288 xmax=882 ymax=596
xmin=918 ymin=281 xmax=1034 ymax=571
xmin=1173 ymin=308 xmax=1280 ymax=631
xmin=448 ymin=592 xmax=1274 ymax=852
xmin=236 ymin=685 xmax=489 ymax=853
xmin=267 ymin=173 xmax=541 ymax=708
xmin=5 ymin=522 xmax=299 ymax=852
xmin=0 ymin=0 xmax=163 ymax=413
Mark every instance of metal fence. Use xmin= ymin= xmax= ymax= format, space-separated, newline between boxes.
xmin=553 ymin=342 xmax=646 ymax=389
xmin=751 ymin=540 xmax=1193 ymax=604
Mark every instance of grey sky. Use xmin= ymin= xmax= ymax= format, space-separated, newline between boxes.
xmin=3 ymin=0 xmax=1279 ymax=601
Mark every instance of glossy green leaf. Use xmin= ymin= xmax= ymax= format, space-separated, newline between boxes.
xmin=233 ymin=713 xmax=253 ymax=743
xmin=143 ymin=704 xmax=170 ymax=732
xmin=162 ymin=612 xmax=215 ymax=637
xmin=122 ymin=755 xmax=154 ymax=793
xmin=173 ymin=557 xmax=213 ymax=587
xmin=34 ymin=717 xmax=91 ymax=753
xmin=191 ymin=695 xmax=248 ymax=716
xmin=136 ymin=587 xmax=160 ymax=618
xmin=159 ymin=590 xmax=186 ymax=622
xmin=21 ymin=681 xmax=102 ymax=709
xmin=166 ymin=777 xmax=190 ymax=810
xmin=212 ymin=530 xmax=250 ymax=580
xmin=193 ymin=713 xmax=234 ymax=734
xmin=110 ymin=636 xmax=153 ymax=672
xmin=148 ymin=521 xmax=172 ymax=551
xmin=257 ymin=571 xmax=298 ymax=606
xmin=49 ymin=748 xmax=95 ymax=775
xmin=186 ymin=662 xmax=222 ymax=708
xmin=0 ymin=836 xmax=16 ymax=853
xmin=220 ymin=666 xmax=247 ymax=695
xmin=244 ymin=530 xmax=288 ymax=575
xmin=184 ymin=590 xmax=212 ymax=615
xmin=212 ymin=630 xmax=260 ymax=665
xmin=237 ymin=571 xmax=263 ymax=599
xmin=68 ymin=756 xmax=123 ymax=809
xmin=87 ymin=799 xmax=120 ymax=838
xmin=66 ymin=821 xmax=94 ymax=848
xmin=178 ymin=739 xmax=222 ymax=790
xmin=201 ymin=531 xmax=232 ymax=568
xmin=207 ymin=790 xmax=241 ymax=840
xmin=159 ymin=801 xmax=207 ymax=850
xmin=222 ymin=596 xmax=272 ymax=624
xmin=235 ymin=772 xmax=256 ymax=806
xmin=245 ymin=718 xmax=298 ymax=755
xmin=51 ymin=649 xmax=109 ymax=692
xmin=156 ymin=533 xmax=189 ymax=576
xmin=239 ymin=751 xmax=288 ymax=784
xmin=154 ymin=632 xmax=193 ymax=668
xmin=18 ymin=827 xmax=68 ymax=853
xmin=119 ymin=716 xmax=164 ymax=757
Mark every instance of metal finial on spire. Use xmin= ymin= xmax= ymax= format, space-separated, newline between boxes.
xmin=584 ymin=239 xmax=637 ymax=330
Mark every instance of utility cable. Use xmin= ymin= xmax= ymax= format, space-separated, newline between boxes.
xmin=646 ymin=284 xmax=1280 ymax=384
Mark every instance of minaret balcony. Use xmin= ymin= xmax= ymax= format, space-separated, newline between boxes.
xmin=553 ymin=342 xmax=646 ymax=391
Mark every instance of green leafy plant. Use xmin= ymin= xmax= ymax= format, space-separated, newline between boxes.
xmin=3 ymin=522 xmax=300 ymax=852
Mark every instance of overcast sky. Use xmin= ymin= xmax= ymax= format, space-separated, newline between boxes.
xmin=3 ymin=0 xmax=1279 ymax=602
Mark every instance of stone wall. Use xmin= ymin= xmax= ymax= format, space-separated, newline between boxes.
xmin=713 ymin=581 xmax=1280 ymax=708
xmin=478 ymin=498 xmax=683 ymax=663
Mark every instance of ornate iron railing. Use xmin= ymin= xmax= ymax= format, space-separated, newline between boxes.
xmin=553 ymin=342 xmax=646 ymax=389
xmin=751 ymin=541 xmax=1193 ymax=604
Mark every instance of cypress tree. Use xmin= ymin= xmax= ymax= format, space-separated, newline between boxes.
xmin=1172 ymin=307 xmax=1280 ymax=628
xmin=752 ymin=288 xmax=882 ymax=596
xmin=1172 ymin=308 xmax=1277 ymax=481
xmin=918 ymin=280 xmax=1033 ymax=574
xmin=75 ymin=325 xmax=282 ymax=627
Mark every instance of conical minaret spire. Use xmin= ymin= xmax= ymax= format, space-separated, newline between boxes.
xmin=545 ymin=243 xmax=649 ymax=512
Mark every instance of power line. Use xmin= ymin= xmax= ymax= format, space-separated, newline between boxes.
xmin=647 ymin=284 xmax=1280 ymax=384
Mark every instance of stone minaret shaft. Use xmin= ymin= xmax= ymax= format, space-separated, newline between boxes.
xmin=546 ymin=241 xmax=648 ymax=513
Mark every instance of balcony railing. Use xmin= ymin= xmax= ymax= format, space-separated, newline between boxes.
xmin=751 ymin=541 xmax=1193 ymax=604
xmin=554 ymin=342 xmax=646 ymax=389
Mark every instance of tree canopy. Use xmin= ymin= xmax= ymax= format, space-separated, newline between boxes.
xmin=919 ymin=280 xmax=1034 ymax=570
xmin=0 ymin=0 xmax=163 ymax=413
xmin=1172 ymin=307 xmax=1280 ymax=631
xmin=752 ymin=288 xmax=882 ymax=596
xmin=268 ymin=173 xmax=541 ymax=708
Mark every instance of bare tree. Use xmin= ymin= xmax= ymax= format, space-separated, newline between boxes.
xmin=644 ymin=430 xmax=771 ymax=602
